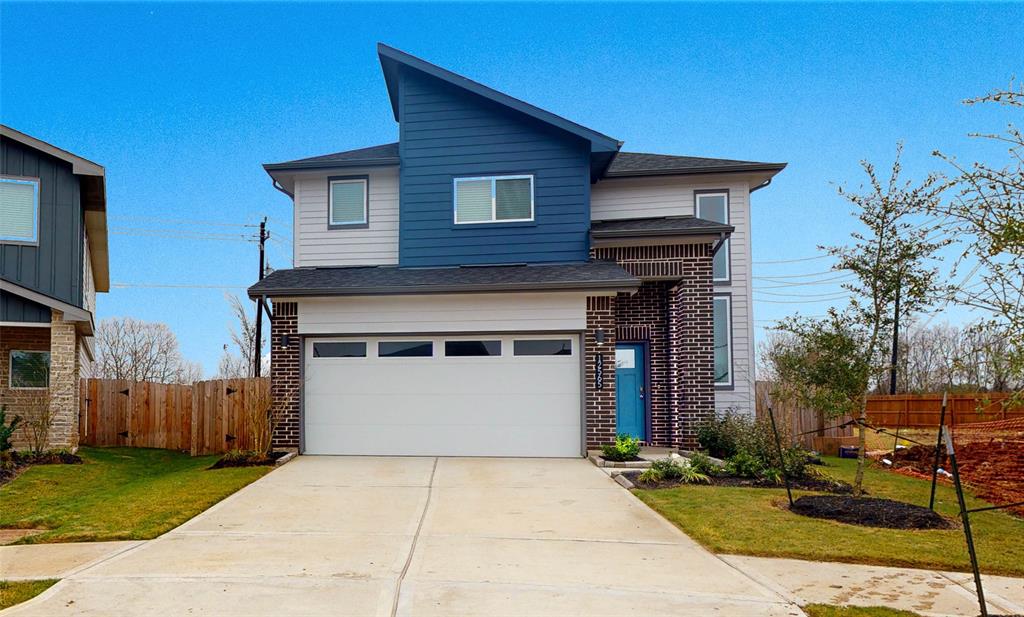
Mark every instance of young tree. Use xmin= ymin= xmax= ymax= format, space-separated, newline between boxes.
xmin=95 ymin=317 xmax=203 ymax=383
xmin=777 ymin=146 xmax=949 ymax=494
xmin=217 ymin=294 xmax=268 ymax=379
xmin=931 ymin=81 xmax=1024 ymax=400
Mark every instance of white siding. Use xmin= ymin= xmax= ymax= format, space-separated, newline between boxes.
xmin=591 ymin=175 xmax=757 ymax=416
xmin=82 ymin=233 xmax=95 ymax=315
xmin=293 ymin=167 xmax=399 ymax=267
xmin=295 ymin=292 xmax=588 ymax=335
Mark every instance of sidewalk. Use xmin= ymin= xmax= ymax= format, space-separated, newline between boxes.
xmin=724 ymin=555 xmax=1024 ymax=617
xmin=0 ymin=542 xmax=141 ymax=581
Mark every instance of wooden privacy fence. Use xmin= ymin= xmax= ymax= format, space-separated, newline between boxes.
xmin=79 ymin=378 xmax=270 ymax=455
xmin=865 ymin=393 xmax=1024 ymax=428
xmin=754 ymin=381 xmax=854 ymax=449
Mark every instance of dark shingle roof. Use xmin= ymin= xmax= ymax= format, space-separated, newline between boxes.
xmin=606 ymin=152 xmax=786 ymax=178
xmin=591 ymin=216 xmax=733 ymax=238
xmin=248 ymin=261 xmax=639 ymax=298
xmin=264 ymin=143 xmax=400 ymax=171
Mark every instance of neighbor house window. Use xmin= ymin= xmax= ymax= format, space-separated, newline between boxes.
xmin=696 ymin=191 xmax=729 ymax=282
xmin=378 ymin=341 xmax=433 ymax=358
xmin=0 ymin=176 xmax=40 ymax=244
xmin=328 ymin=176 xmax=368 ymax=227
xmin=713 ymin=296 xmax=732 ymax=387
xmin=313 ymin=342 xmax=366 ymax=358
xmin=513 ymin=339 xmax=572 ymax=356
xmin=9 ymin=350 xmax=49 ymax=388
xmin=454 ymin=175 xmax=533 ymax=224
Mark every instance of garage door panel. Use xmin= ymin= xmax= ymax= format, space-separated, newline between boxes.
xmin=303 ymin=334 xmax=581 ymax=457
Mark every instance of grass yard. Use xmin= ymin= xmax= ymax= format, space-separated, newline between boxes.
xmin=803 ymin=605 xmax=921 ymax=617
xmin=0 ymin=580 xmax=57 ymax=610
xmin=634 ymin=456 xmax=1024 ymax=577
xmin=0 ymin=447 xmax=270 ymax=544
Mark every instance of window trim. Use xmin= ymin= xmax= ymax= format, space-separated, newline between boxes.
xmin=9 ymin=349 xmax=50 ymax=389
xmin=312 ymin=341 xmax=367 ymax=359
xmin=712 ymin=294 xmax=734 ymax=389
xmin=0 ymin=175 xmax=41 ymax=245
xmin=453 ymin=174 xmax=535 ymax=225
xmin=327 ymin=175 xmax=369 ymax=229
xmin=695 ymin=189 xmax=731 ymax=283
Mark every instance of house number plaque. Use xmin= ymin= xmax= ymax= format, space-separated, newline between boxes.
xmin=595 ymin=353 xmax=604 ymax=390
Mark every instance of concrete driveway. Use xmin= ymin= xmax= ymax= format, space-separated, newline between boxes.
xmin=7 ymin=457 xmax=800 ymax=616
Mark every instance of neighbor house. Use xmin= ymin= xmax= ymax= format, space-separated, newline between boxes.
xmin=0 ymin=125 xmax=109 ymax=450
xmin=249 ymin=44 xmax=784 ymax=457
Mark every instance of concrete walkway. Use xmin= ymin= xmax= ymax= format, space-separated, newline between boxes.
xmin=3 ymin=456 xmax=800 ymax=616
xmin=726 ymin=555 xmax=1024 ymax=617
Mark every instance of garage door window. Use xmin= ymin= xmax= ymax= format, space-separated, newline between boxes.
xmin=513 ymin=339 xmax=572 ymax=356
xmin=445 ymin=340 xmax=501 ymax=357
xmin=313 ymin=342 xmax=366 ymax=358
xmin=379 ymin=341 xmax=434 ymax=358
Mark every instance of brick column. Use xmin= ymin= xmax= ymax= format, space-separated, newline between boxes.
xmin=49 ymin=310 xmax=80 ymax=450
xmin=270 ymin=301 xmax=300 ymax=450
xmin=585 ymin=295 xmax=617 ymax=448
xmin=667 ymin=254 xmax=716 ymax=449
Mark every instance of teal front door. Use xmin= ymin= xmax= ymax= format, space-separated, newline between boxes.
xmin=615 ymin=344 xmax=646 ymax=440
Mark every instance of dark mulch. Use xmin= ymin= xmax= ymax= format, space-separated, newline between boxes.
xmin=209 ymin=450 xmax=289 ymax=469
xmin=790 ymin=495 xmax=955 ymax=530
xmin=0 ymin=450 xmax=84 ymax=487
xmin=600 ymin=455 xmax=644 ymax=463
xmin=623 ymin=470 xmax=852 ymax=493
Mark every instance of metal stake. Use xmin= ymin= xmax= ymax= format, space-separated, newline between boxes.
xmin=929 ymin=391 xmax=948 ymax=511
xmin=943 ymin=426 xmax=987 ymax=617
xmin=767 ymin=406 xmax=794 ymax=507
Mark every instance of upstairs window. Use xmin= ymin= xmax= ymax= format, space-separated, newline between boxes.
xmin=0 ymin=176 xmax=39 ymax=244
xmin=329 ymin=176 xmax=368 ymax=227
xmin=454 ymin=175 xmax=533 ymax=224
xmin=696 ymin=191 xmax=730 ymax=282
xmin=713 ymin=296 xmax=733 ymax=387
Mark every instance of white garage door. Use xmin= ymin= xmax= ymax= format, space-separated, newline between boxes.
xmin=303 ymin=334 xmax=582 ymax=457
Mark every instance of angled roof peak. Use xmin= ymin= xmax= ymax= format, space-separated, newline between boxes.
xmin=376 ymin=43 xmax=621 ymax=154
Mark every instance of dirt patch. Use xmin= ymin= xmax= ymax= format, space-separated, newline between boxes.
xmin=0 ymin=529 xmax=46 ymax=545
xmin=208 ymin=450 xmax=289 ymax=469
xmin=790 ymin=495 xmax=955 ymax=529
xmin=624 ymin=470 xmax=852 ymax=493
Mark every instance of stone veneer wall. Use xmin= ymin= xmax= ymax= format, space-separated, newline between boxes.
xmin=270 ymin=301 xmax=300 ymax=450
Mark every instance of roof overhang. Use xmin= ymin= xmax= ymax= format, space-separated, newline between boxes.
xmin=0 ymin=277 xmax=94 ymax=335
xmin=263 ymin=159 xmax=400 ymax=197
xmin=250 ymin=279 xmax=638 ymax=298
xmin=603 ymin=161 xmax=787 ymax=179
xmin=1 ymin=125 xmax=109 ymax=292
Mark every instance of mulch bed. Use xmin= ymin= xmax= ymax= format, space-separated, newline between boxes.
xmin=790 ymin=494 xmax=955 ymax=529
xmin=0 ymin=450 xmax=84 ymax=487
xmin=208 ymin=450 xmax=289 ymax=469
xmin=623 ymin=470 xmax=852 ymax=493
xmin=600 ymin=455 xmax=644 ymax=463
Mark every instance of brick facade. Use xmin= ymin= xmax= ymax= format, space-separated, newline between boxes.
xmin=584 ymin=295 xmax=617 ymax=447
xmin=270 ymin=301 xmax=300 ymax=450
xmin=588 ymin=243 xmax=716 ymax=449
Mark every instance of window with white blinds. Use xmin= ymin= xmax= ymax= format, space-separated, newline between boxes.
xmin=454 ymin=175 xmax=533 ymax=224
xmin=0 ymin=177 xmax=39 ymax=243
xmin=329 ymin=177 xmax=368 ymax=227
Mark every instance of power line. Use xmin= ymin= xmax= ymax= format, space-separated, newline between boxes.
xmin=110 ymin=230 xmax=257 ymax=242
xmin=753 ymin=293 xmax=852 ymax=304
xmin=753 ymin=273 xmax=856 ymax=289
xmin=753 ymin=254 xmax=833 ymax=265
xmin=112 ymin=282 xmax=248 ymax=289
xmin=754 ymin=269 xmax=848 ymax=281
xmin=753 ymin=289 xmax=854 ymax=299
xmin=110 ymin=216 xmax=262 ymax=228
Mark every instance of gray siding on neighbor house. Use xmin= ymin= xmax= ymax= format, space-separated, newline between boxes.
xmin=398 ymin=68 xmax=592 ymax=267
xmin=1 ymin=138 xmax=85 ymax=309
xmin=0 ymin=290 xmax=50 ymax=323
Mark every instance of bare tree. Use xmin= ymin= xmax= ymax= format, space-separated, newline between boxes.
xmin=95 ymin=317 xmax=204 ymax=383
xmin=217 ymin=294 xmax=268 ymax=379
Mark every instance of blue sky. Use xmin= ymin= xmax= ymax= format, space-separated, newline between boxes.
xmin=2 ymin=2 xmax=1021 ymax=375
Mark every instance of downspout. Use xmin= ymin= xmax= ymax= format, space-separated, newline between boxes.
xmin=750 ymin=178 xmax=772 ymax=193
xmin=710 ymin=231 xmax=730 ymax=256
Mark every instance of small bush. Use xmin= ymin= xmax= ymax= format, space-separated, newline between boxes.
xmin=696 ymin=413 xmax=745 ymax=459
xmin=0 ymin=405 xmax=22 ymax=453
xmin=640 ymin=458 xmax=710 ymax=485
xmin=724 ymin=452 xmax=765 ymax=478
xmin=687 ymin=451 xmax=719 ymax=476
xmin=601 ymin=434 xmax=642 ymax=461
xmin=638 ymin=466 xmax=663 ymax=483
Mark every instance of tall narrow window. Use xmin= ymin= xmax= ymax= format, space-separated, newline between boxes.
xmin=0 ymin=177 xmax=39 ymax=244
xmin=712 ymin=296 xmax=732 ymax=387
xmin=329 ymin=177 xmax=368 ymax=227
xmin=696 ymin=192 xmax=729 ymax=282
xmin=454 ymin=175 xmax=533 ymax=224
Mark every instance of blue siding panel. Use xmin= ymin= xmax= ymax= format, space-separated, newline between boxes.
xmin=398 ymin=68 xmax=591 ymax=267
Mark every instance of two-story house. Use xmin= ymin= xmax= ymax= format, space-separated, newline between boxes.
xmin=0 ymin=125 xmax=109 ymax=450
xmin=249 ymin=44 xmax=784 ymax=457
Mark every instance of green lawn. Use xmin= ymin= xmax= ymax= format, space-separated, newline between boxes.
xmin=0 ymin=447 xmax=270 ymax=544
xmin=634 ymin=456 xmax=1024 ymax=577
xmin=0 ymin=580 xmax=58 ymax=610
xmin=803 ymin=605 xmax=921 ymax=617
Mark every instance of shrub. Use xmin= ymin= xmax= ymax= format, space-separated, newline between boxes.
xmin=638 ymin=466 xmax=663 ymax=483
xmin=687 ymin=451 xmax=719 ymax=476
xmin=696 ymin=412 xmax=745 ymax=459
xmin=724 ymin=452 xmax=765 ymax=478
xmin=639 ymin=458 xmax=710 ymax=485
xmin=601 ymin=434 xmax=642 ymax=461
xmin=0 ymin=405 xmax=22 ymax=453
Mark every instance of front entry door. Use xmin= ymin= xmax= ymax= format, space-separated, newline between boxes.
xmin=615 ymin=344 xmax=646 ymax=440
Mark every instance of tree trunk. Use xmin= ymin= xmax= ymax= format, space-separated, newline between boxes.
xmin=853 ymin=396 xmax=868 ymax=496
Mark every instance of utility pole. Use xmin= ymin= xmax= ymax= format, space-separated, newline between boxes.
xmin=889 ymin=275 xmax=901 ymax=395
xmin=254 ymin=217 xmax=268 ymax=378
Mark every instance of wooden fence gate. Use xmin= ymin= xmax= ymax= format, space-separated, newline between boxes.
xmin=79 ymin=378 xmax=270 ymax=456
